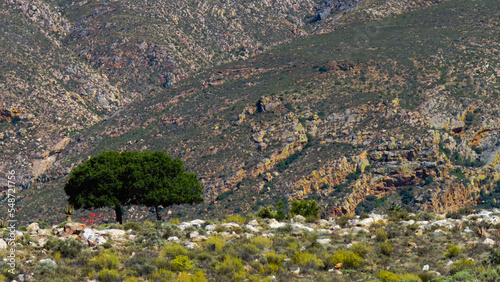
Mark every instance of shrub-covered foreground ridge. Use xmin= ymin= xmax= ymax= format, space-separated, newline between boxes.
xmin=4 ymin=208 xmax=500 ymax=281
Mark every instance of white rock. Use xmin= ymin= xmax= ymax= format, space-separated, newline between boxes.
xmin=291 ymin=215 xmax=306 ymax=223
xmin=191 ymin=219 xmax=205 ymax=225
xmin=205 ymin=224 xmax=217 ymax=231
xmin=245 ymin=225 xmax=261 ymax=233
xmin=483 ymin=238 xmax=496 ymax=247
xmin=268 ymin=219 xmax=285 ymax=229
xmin=105 ymin=229 xmax=126 ymax=239
xmin=292 ymin=223 xmax=314 ymax=232
xmin=401 ymin=220 xmax=415 ymax=226
xmin=316 ymin=239 xmax=331 ymax=245
xmin=221 ymin=222 xmax=241 ymax=229
xmin=167 ymin=236 xmax=180 ymax=242
xmin=189 ymin=231 xmax=200 ymax=239
xmin=0 ymin=239 xmax=7 ymax=250
xmin=351 ymin=227 xmax=369 ymax=234
xmin=184 ymin=242 xmax=198 ymax=249
xmin=247 ymin=219 xmax=260 ymax=226
xmin=348 ymin=219 xmax=359 ymax=226
xmin=358 ymin=218 xmax=374 ymax=227
xmin=39 ymin=258 xmax=56 ymax=267
xmin=27 ymin=223 xmax=40 ymax=233
xmin=422 ymin=264 xmax=430 ymax=271
xmin=37 ymin=229 xmax=52 ymax=236
xmin=318 ymin=219 xmax=329 ymax=227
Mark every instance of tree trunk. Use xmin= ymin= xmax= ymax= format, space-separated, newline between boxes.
xmin=115 ymin=205 xmax=123 ymax=224
xmin=155 ymin=205 xmax=161 ymax=222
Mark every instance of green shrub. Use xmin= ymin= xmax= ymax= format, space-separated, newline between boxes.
xmin=223 ymin=214 xmax=246 ymax=225
xmin=350 ymin=242 xmax=370 ymax=258
xmin=98 ymin=269 xmax=122 ymax=282
xmin=150 ymin=269 xmax=176 ymax=282
xmin=250 ymin=236 xmax=272 ymax=250
xmin=378 ymin=270 xmax=400 ymax=282
xmin=257 ymin=205 xmax=277 ymax=219
xmin=330 ymin=249 xmax=363 ymax=269
xmin=162 ymin=243 xmax=188 ymax=259
xmin=90 ymin=250 xmax=121 ymax=270
xmin=378 ymin=271 xmax=422 ymax=282
xmin=216 ymin=255 xmax=246 ymax=280
xmin=380 ymin=242 xmax=394 ymax=256
xmin=171 ymin=255 xmax=194 ymax=272
xmin=204 ymin=236 xmax=226 ymax=252
xmin=444 ymin=244 xmax=461 ymax=258
xmin=450 ymin=258 xmax=475 ymax=275
xmin=488 ymin=248 xmax=500 ymax=265
xmin=292 ymin=251 xmax=323 ymax=269
xmin=44 ymin=238 xmax=85 ymax=258
xmin=266 ymin=251 xmax=286 ymax=273
xmin=35 ymin=259 xmax=57 ymax=276
xmin=290 ymin=199 xmax=319 ymax=218
xmin=123 ymin=222 xmax=143 ymax=231
xmin=375 ymin=228 xmax=388 ymax=242
xmin=242 ymin=243 xmax=259 ymax=255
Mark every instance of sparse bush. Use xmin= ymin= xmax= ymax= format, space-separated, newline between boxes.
xmin=44 ymin=238 xmax=85 ymax=258
xmin=223 ymin=214 xmax=245 ymax=225
xmin=150 ymin=269 xmax=176 ymax=282
xmin=242 ymin=243 xmax=259 ymax=255
xmin=350 ymin=242 xmax=370 ymax=258
xmin=204 ymin=236 xmax=226 ymax=252
xmin=171 ymin=255 xmax=194 ymax=272
xmin=290 ymin=199 xmax=319 ymax=218
xmin=266 ymin=251 xmax=286 ymax=273
xmin=330 ymin=249 xmax=363 ymax=269
xmin=380 ymin=242 xmax=394 ymax=256
xmin=216 ymin=255 xmax=246 ymax=280
xmin=90 ymin=250 xmax=121 ymax=270
xmin=450 ymin=258 xmax=475 ymax=275
xmin=375 ymin=228 xmax=388 ymax=242
xmin=488 ymin=248 xmax=500 ymax=265
xmin=123 ymin=222 xmax=143 ymax=231
xmin=250 ymin=236 xmax=272 ymax=250
xmin=444 ymin=244 xmax=461 ymax=258
xmin=378 ymin=270 xmax=400 ymax=282
xmin=98 ymin=269 xmax=122 ymax=282
xmin=292 ymin=251 xmax=323 ymax=269
xmin=162 ymin=243 xmax=188 ymax=259
xmin=35 ymin=259 xmax=57 ymax=276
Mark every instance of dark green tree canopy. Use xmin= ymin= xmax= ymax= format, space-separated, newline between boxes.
xmin=64 ymin=151 xmax=204 ymax=223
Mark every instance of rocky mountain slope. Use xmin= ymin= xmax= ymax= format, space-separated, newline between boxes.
xmin=2 ymin=0 xmax=500 ymax=224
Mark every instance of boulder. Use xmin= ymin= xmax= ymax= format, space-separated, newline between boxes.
xmin=27 ymin=223 xmax=40 ymax=233
xmin=316 ymin=239 xmax=331 ymax=245
xmin=268 ymin=219 xmax=285 ymax=229
xmin=483 ymin=238 xmax=495 ymax=247
xmin=105 ymin=229 xmax=126 ymax=239
xmin=63 ymin=222 xmax=86 ymax=235
xmin=291 ymin=215 xmax=306 ymax=223
xmin=0 ymin=239 xmax=7 ymax=250
xmin=221 ymin=222 xmax=241 ymax=229
xmin=245 ymin=225 xmax=261 ymax=233
xmin=167 ymin=236 xmax=180 ymax=242
xmin=37 ymin=229 xmax=52 ymax=236
xmin=205 ymin=224 xmax=217 ymax=231
xmin=247 ymin=219 xmax=260 ymax=227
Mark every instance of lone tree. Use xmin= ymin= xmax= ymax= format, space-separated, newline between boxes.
xmin=64 ymin=151 xmax=203 ymax=224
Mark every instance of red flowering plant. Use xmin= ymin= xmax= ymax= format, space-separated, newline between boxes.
xmin=81 ymin=212 xmax=106 ymax=226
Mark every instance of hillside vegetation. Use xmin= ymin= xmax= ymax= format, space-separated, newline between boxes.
xmin=1 ymin=0 xmax=500 ymax=226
